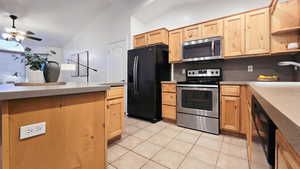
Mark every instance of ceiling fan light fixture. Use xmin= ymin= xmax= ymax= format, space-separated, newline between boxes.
xmin=2 ymin=33 xmax=12 ymax=40
xmin=15 ymin=35 xmax=25 ymax=42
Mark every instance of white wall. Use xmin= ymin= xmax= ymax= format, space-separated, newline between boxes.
xmin=131 ymin=0 xmax=271 ymax=35
xmin=63 ymin=0 xmax=144 ymax=83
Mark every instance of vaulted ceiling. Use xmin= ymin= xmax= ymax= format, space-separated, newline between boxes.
xmin=0 ymin=0 xmax=271 ymax=48
xmin=0 ymin=0 xmax=114 ymax=47
xmin=133 ymin=0 xmax=271 ymax=24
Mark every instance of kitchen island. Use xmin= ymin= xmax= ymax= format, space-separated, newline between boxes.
xmin=0 ymin=83 xmax=110 ymax=169
xmin=249 ymin=82 xmax=300 ymax=169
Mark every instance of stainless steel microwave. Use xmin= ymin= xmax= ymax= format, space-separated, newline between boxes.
xmin=182 ymin=36 xmax=223 ymax=62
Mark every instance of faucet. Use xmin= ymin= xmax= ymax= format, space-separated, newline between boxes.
xmin=278 ymin=61 xmax=300 ymax=70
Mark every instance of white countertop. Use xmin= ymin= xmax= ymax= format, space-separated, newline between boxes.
xmin=249 ymin=82 xmax=300 ymax=155
xmin=0 ymin=83 xmax=111 ymax=101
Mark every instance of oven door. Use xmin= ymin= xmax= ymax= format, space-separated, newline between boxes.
xmin=177 ymin=84 xmax=219 ymax=118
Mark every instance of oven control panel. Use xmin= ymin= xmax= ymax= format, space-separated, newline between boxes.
xmin=187 ymin=69 xmax=221 ymax=77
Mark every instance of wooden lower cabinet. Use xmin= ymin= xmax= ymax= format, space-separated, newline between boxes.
xmin=221 ymin=96 xmax=241 ymax=132
xmin=106 ymin=86 xmax=125 ymax=141
xmin=162 ymin=92 xmax=176 ymax=106
xmin=161 ymin=82 xmax=177 ymax=121
xmin=107 ymin=98 xmax=124 ymax=140
xmin=221 ymin=85 xmax=250 ymax=135
xmin=162 ymin=105 xmax=176 ymax=120
xmin=276 ymin=130 xmax=300 ymax=169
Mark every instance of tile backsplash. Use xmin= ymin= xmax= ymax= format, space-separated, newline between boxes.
xmin=174 ymin=54 xmax=299 ymax=82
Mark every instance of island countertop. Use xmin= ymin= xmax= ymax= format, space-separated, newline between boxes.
xmin=249 ymin=82 xmax=300 ymax=155
xmin=0 ymin=83 xmax=111 ymax=101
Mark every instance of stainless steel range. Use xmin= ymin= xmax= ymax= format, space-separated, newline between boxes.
xmin=177 ymin=68 xmax=222 ymax=134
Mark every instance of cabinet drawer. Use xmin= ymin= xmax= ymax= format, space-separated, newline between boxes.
xmin=162 ymin=92 xmax=176 ymax=106
xmin=107 ymin=87 xmax=124 ymax=99
xmin=162 ymin=105 xmax=176 ymax=120
xmin=162 ymin=83 xmax=176 ymax=93
xmin=221 ymin=85 xmax=240 ymax=96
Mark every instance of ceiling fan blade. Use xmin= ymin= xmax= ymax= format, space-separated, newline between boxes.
xmin=26 ymin=30 xmax=35 ymax=35
xmin=25 ymin=35 xmax=43 ymax=41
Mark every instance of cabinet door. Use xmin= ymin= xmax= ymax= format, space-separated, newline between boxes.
xmin=276 ymin=130 xmax=300 ymax=169
xmin=107 ymin=98 xmax=124 ymax=140
xmin=147 ymin=29 xmax=168 ymax=45
xmin=134 ymin=33 xmax=147 ymax=48
xmin=202 ymin=19 xmax=224 ymax=38
xmin=224 ymin=14 xmax=245 ymax=57
xmin=245 ymin=8 xmax=270 ymax=55
xmin=169 ymin=29 xmax=183 ymax=63
xmin=221 ymin=96 xmax=241 ymax=132
xmin=162 ymin=105 xmax=176 ymax=120
xmin=183 ymin=24 xmax=202 ymax=41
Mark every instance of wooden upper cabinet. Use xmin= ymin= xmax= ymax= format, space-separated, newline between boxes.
xmin=134 ymin=33 xmax=147 ymax=48
xmin=271 ymin=0 xmax=300 ymax=53
xmin=183 ymin=24 xmax=202 ymax=41
xmin=245 ymin=8 xmax=270 ymax=55
xmin=147 ymin=29 xmax=169 ymax=45
xmin=271 ymin=0 xmax=300 ymax=32
xmin=202 ymin=19 xmax=224 ymax=38
xmin=169 ymin=29 xmax=183 ymax=63
xmin=224 ymin=14 xmax=245 ymax=57
xmin=221 ymin=96 xmax=241 ymax=132
xmin=133 ymin=28 xmax=168 ymax=48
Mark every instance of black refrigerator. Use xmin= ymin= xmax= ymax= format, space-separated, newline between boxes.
xmin=127 ymin=44 xmax=170 ymax=122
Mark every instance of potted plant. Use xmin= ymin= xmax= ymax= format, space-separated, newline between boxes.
xmin=14 ymin=47 xmax=48 ymax=83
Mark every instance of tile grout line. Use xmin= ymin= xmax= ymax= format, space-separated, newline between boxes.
xmin=109 ymin=119 xmax=249 ymax=169
xmin=175 ymin=131 xmax=203 ymax=169
xmin=110 ymin=120 xmax=172 ymax=169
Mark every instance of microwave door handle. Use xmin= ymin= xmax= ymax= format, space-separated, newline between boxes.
xmin=211 ymin=40 xmax=215 ymax=56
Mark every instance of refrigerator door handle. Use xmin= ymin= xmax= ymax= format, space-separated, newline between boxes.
xmin=133 ymin=56 xmax=137 ymax=95
xmin=136 ymin=55 xmax=139 ymax=94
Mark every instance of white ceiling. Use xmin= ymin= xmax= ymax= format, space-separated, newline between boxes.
xmin=0 ymin=0 xmax=271 ymax=48
xmin=133 ymin=0 xmax=272 ymax=24
xmin=0 ymin=0 xmax=114 ymax=47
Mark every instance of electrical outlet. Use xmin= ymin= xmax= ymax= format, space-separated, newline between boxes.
xmin=20 ymin=122 xmax=46 ymax=140
xmin=248 ymin=65 xmax=254 ymax=72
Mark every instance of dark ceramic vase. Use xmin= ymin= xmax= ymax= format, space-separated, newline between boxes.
xmin=43 ymin=61 xmax=60 ymax=82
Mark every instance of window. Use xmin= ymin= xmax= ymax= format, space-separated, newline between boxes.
xmin=0 ymin=39 xmax=24 ymax=53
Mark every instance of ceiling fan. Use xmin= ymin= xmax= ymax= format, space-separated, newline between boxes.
xmin=1 ymin=15 xmax=42 ymax=42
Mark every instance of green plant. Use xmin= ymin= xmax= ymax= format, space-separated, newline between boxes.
xmin=14 ymin=47 xmax=48 ymax=71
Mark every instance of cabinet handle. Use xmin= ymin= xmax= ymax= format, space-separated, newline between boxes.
xmin=107 ymin=105 xmax=110 ymax=109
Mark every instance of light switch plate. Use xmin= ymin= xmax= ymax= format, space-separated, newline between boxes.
xmin=20 ymin=122 xmax=46 ymax=140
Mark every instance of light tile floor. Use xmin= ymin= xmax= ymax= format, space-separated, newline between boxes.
xmin=107 ymin=116 xmax=249 ymax=169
